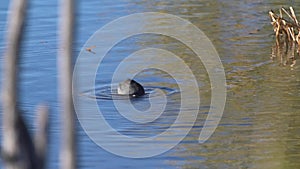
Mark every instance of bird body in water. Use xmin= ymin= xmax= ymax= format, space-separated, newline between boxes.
xmin=117 ymin=79 xmax=145 ymax=97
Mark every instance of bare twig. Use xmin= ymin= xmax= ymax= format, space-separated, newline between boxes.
xmin=85 ymin=46 xmax=96 ymax=54
xmin=281 ymin=7 xmax=294 ymax=23
xmin=34 ymin=105 xmax=49 ymax=169
xmin=269 ymin=7 xmax=299 ymax=67
xmin=269 ymin=7 xmax=300 ymax=41
xmin=58 ymin=0 xmax=76 ymax=168
xmin=1 ymin=0 xmax=38 ymax=168
xmin=290 ymin=7 xmax=299 ymax=26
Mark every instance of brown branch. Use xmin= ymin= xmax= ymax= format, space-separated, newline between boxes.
xmin=269 ymin=7 xmax=300 ymax=47
xmin=269 ymin=9 xmax=300 ymax=29
xmin=269 ymin=7 xmax=300 ymax=67
xmin=289 ymin=7 xmax=299 ymax=26
xmin=281 ymin=7 xmax=294 ymax=23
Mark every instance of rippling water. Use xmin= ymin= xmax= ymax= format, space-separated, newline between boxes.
xmin=0 ymin=0 xmax=300 ymax=168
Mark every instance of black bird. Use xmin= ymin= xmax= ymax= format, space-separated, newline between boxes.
xmin=117 ymin=79 xmax=145 ymax=97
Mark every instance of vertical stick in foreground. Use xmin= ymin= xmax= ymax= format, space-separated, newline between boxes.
xmin=1 ymin=0 xmax=37 ymax=168
xmin=58 ymin=0 xmax=76 ymax=168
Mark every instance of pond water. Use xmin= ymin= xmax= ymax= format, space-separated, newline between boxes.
xmin=0 ymin=0 xmax=300 ymax=169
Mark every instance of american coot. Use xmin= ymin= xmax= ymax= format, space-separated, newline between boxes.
xmin=117 ymin=79 xmax=145 ymax=97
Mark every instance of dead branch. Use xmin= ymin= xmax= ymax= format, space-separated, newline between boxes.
xmin=269 ymin=7 xmax=300 ymax=67
xmin=269 ymin=7 xmax=300 ymax=41
xmin=58 ymin=0 xmax=76 ymax=168
xmin=1 ymin=0 xmax=37 ymax=168
xmin=34 ymin=105 xmax=49 ymax=169
xmin=1 ymin=0 xmax=50 ymax=168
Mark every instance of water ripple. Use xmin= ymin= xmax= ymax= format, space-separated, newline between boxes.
xmin=80 ymin=84 xmax=179 ymax=100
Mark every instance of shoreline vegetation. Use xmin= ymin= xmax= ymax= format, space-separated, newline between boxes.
xmin=269 ymin=7 xmax=299 ymax=67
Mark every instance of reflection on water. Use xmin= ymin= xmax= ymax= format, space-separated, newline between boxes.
xmin=0 ymin=0 xmax=300 ymax=168
xmin=271 ymin=41 xmax=298 ymax=67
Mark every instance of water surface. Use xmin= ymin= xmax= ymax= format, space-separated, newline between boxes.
xmin=0 ymin=0 xmax=299 ymax=168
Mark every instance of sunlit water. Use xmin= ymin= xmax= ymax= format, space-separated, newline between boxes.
xmin=0 ymin=0 xmax=300 ymax=169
